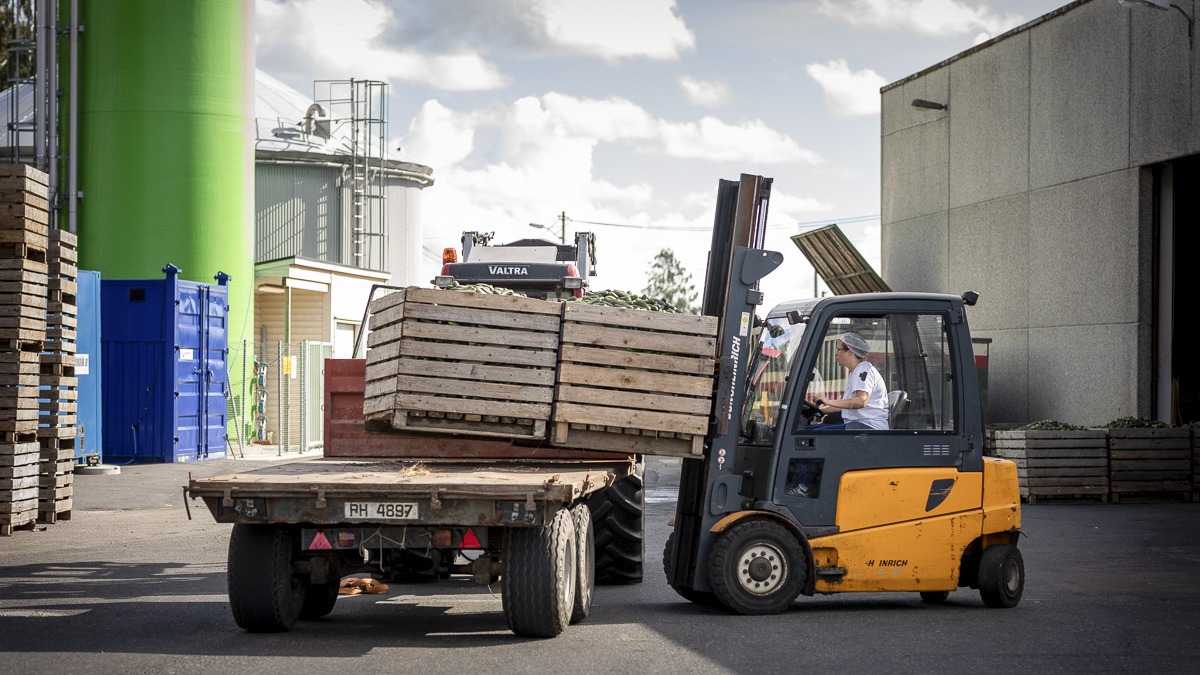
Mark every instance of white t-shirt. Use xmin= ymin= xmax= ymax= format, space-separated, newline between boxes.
xmin=841 ymin=361 xmax=889 ymax=430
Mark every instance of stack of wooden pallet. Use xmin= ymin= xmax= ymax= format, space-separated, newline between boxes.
xmin=986 ymin=428 xmax=1109 ymax=503
xmin=1108 ymin=427 xmax=1191 ymax=502
xmin=39 ymin=228 xmax=77 ymax=523
xmin=550 ymin=303 xmax=718 ymax=458
xmin=0 ymin=164 xmax=49 ymax=535
xmin=364 ymin=287 xmax=562 ymax=440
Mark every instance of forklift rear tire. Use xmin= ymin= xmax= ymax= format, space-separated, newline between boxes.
xmin=977 ymin=544 xmax=1024 ymax=608
xmin=502 ymin=507 xmax=577 ymax=638
xmin=227 ymin=524 xmax=306 ymax=632
xmin=570 ymin=503 xmax=594 ymax=624
xmin=708 ymin=521 xmax=806 ymax=615
xmin=299 ymin=580 xmax=339 ymax=620
xmin=587 ymin=472 xmax=644 ymax=584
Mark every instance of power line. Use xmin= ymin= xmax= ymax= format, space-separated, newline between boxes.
xmin=566 ymin=213 xmax=880 ymax=233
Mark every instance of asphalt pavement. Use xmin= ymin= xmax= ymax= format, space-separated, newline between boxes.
xmin=1 ymin=454 xmax=1198 ymax=674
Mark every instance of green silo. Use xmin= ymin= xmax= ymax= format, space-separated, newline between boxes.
xmin=77 ymin=0 xmax=254 ymax=350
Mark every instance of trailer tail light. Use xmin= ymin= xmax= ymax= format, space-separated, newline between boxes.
xmin=461 ymin=528 xmax=482 ymax=549
xmin=434 ymin=529 xmax=453 ymax=547
xmin=338 ymin=530 xmax=356 ymax=547
xmin=442 ymin=248 xmax=458 ymax=264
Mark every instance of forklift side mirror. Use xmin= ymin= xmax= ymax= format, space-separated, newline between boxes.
xmin=961 ymin=290 xmax=979 ymax=306
xmin=786 ymin=310 xmax=806 ymax=325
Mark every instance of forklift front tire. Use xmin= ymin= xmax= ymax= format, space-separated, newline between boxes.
xmin=977 ymin=544 xmax=1024 ymax=608
xmin=708 ymin=520 xmax=806 ymax=615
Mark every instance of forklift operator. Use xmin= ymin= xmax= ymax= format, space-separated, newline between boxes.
xmin=814 ymin=333 xmax=889 ymax=430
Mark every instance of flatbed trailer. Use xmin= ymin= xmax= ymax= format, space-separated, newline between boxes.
xmin=188 ymin=359 xmax=643 ymax=638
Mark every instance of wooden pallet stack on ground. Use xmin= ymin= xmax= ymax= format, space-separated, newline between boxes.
xmin=550 ymin=303 xmax=718 ymax=458
xmin=0 ymin=164 xmax=49 ymax=534
xmin=363 ymin=287 xmax=562 ymax=440
xmin=985 ymin=428 xmax=1109 ymax=503
xmin=1108 ymin=427 xmax=1191 ymax=502
xmin=38 ymin=228 xmax=77 ymax=523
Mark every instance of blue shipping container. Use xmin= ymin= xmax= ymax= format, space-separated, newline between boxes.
xmin=101 ymin=265 xmax=231 ymax=463
xmin=75 ymin=270 xmax=103 ymax=462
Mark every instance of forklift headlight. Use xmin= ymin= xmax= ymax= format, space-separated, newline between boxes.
xmin=434 ymin=276 xmax=454 ymax=288
xmin=563 ymin=277 xmax=583 ymax=289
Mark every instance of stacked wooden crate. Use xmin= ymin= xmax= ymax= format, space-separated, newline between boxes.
xmin=986 ymin=428 xmax=1108 ymax=503
xmin=1107 ymin=427 xmax=1191 ymax=502
xmin=39 ymin=228 xmax=77 ymax=523
xmin=0 ymin=165 xmax=49 ymax=535
xmin=550 ymin=303 xmax=718 ymax=458
xmin=364 ymin=287 xmax=561 ymax=440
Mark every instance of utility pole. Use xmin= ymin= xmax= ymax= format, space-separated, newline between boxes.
xmin=558 ymin=211 xmax=567 ymax=244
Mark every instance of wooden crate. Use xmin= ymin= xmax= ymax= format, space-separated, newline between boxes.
xmin=1107 ymin=428 xmax=1192 ymax=502
xmin=550 ymin=303 xmax=718 ymax=458
xmin=39 ymin=228 xmax=77 ymax=523
xmin=0 ymin=441 xmax=40 ymax=535
xmin=363 ymin=287 xmax=562 ymax=440
xmin=986 ymin=428 xmax=1109 ymax=503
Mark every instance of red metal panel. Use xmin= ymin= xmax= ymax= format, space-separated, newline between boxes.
xmin=323 ymin=359 xmax=630 ymax=461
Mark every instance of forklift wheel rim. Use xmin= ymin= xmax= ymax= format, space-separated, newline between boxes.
xmin=736 ymin=543 xmax=787 ymax=596
xmin=1004 ymin=559 xmax=1020 ymax=592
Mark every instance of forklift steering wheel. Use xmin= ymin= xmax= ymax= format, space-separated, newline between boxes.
xmin=800 ymin=399 xmax=822 ymax=419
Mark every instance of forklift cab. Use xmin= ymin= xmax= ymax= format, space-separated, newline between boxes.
xmin=737 ymin=293 xmax=984 ymax=529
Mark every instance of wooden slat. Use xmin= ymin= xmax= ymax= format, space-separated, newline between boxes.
xmin=405 ymin=286 xmax=562 ymax=315
xmin=379 ymin=374 xmax=552 ymax=404
xmin=406 ymin=302 xmax=560 ymax=333
xmin=400 ymin=340 xmax=557 ymax=368
xmin=367 ymin=303 xmax=405 ymax=330
xmin=561 ymin=322 xmax=716 ymax=357
xmin=367 ymin=322 xmax=403 ymax=347
xmin=559 ymin=344 xmax=715 ymax=375
xmin=554 ymin=401 xmax=707 ymax=435
xmin=403 ymin=320 xmax=559 ymax=350
xmin=367 ymin=288 xmax=406 ymax=314
xmin=365 ymin=341 xmax=401 ymax=365
xmin=562 ymin=303 xmax=717 ymax=336
xmin=556 ymin=384 xmax=711 ymax=415
xmin=389 ymin=357 xmax=556 ymax=386
xmin=558 ymin=363 xmax=713 ymax=397
xmin=393 ymin=393 xmax=550 ymax=420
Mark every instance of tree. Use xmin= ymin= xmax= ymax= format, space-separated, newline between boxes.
xmin=643 ymin=248 xmax=699 ymax=314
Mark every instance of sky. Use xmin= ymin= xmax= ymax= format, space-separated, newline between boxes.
xmin=256 ymin=0 xmax=1069 ymax=310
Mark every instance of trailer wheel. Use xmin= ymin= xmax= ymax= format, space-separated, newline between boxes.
xmin=587 ymin=472 xmax=644 ymax=584
xmin=662 ymin=530 xmax=721 ymax=608
xmin=708 ymin=520 xmax=805 ymax=615
xmin=299 ymin=580 xmax=339 ymax=620
xmin=502 ymin=507 xmax=577 ymax=638
xmin=978 ymin=544 xmax=1024 ymax=608
xmin=570 ymin=503 xmax=594 ymax=624
xmin=227 ymin=524 xmax=306 ymax=632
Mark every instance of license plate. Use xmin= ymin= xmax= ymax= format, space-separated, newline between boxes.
xmin=344 ymin=501 xmax=419 ymax=521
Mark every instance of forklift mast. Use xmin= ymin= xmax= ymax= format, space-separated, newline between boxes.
xmin=668 ymin=174 xmax=783 ymax=591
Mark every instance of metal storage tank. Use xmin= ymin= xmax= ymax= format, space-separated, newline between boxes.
xmin=101 ymin=266 xmax=230 ymax=463
xmin=77 ymin=0 xmax=254 ymax=366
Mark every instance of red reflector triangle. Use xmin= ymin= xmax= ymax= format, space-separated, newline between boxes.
xmin=461 ymin=528 xmax=481 ymax=549
xmin=310 ymin=531 xmax=332 ymax=550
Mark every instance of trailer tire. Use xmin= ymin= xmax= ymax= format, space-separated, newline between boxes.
xmin=662 ymin=530 xmax=721 ymax=608
xmin=978 ymin=544 xmax=1024 ymax=608
xmin=227 ymin=524 xmax=306 ymax=632
xmin=299 ymin=580 xmax=339 ymax=620
xmin=502 ymin=507 xmax=577 ymax=638
xmin=570 ymin=503 xmax=594 ymax=624
xmin=708 ymin=520 xmax=805 ymax=615
xmin=587 ymin=472 xmax=644 ymax=584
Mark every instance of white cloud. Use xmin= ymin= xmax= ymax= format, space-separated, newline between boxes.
xmin=678 ymin=76 xmax=731 ymax=108
xmin=770 ymin=191 xmax=837 ymax=218
xmin=805 ymin=59 xmax=888 ymax=118
xmin=815 ymin=0 xmax=1025 ymax=39
xmin=403 ymin=93 xmax=826 ymax=292
xmin=539 ymin=0 xmax=696 ymax=61
xmin=256 ymin=0 xmax=509 ymax=91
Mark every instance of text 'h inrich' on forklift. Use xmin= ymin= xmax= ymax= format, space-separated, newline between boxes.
xmin=665 ymin=174 xmax=1024 ymax=614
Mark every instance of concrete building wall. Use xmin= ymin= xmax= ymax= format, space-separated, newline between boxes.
xmin=881 ymin=0 xmax=1195 ymax=425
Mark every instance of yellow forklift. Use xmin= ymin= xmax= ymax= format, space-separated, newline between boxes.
xmin=664 ymin=175 xmax=1024 ymax=613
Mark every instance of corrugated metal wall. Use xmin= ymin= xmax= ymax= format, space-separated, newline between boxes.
xmin=256 ymin=164 xmax=341 ymax=263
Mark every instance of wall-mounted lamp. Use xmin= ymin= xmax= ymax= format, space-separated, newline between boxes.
xmin=1118 ymin=0 xmax=1194 ymax=39
xmin=911 ymin=98 xmax=948 ymax=111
